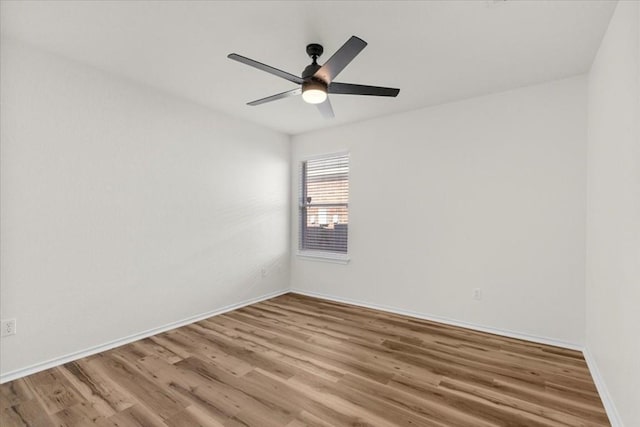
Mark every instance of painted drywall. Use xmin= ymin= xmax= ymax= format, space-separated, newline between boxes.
xmin=586 ymin=1 xmax=640 ymax=425
xmin=0 ymin=39 xmax=290 ymax=376
xmin=291 ymin=76 xmax=587 ymax=346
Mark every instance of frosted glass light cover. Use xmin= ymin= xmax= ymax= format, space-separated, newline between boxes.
xmin=302 ymin=88 xmax=327 ymax=104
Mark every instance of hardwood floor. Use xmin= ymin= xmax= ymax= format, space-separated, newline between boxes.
xmin=1 ymin=293 xmax=610 ymax=426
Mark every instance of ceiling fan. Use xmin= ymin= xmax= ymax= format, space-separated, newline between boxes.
xmin=227 ymin=36 xmax=400 ymax=118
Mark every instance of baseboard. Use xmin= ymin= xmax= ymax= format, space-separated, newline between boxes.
xmin=583 ymin=347 xmax=624 ymax=427
xmin=0 ymin=288 xmax=289 ymax=384
xmin=289 ymin=288 xmax=584 ymax=351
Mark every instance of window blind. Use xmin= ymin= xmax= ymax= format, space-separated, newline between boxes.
xmin=300 ymin=154 xmax=349 ymax=254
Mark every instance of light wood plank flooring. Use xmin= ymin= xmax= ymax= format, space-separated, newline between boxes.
xmin=1 ymin=293 xmax=610 ymax=426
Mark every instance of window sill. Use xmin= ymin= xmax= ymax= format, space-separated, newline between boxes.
xmin=296 ymin=251 xmax=350 ymax=264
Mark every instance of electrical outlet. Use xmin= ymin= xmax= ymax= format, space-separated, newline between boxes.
xmin=473 ymin=288 xmax=482 ymax=301
xmin=1 ymin=319 xmax=16 ymax=337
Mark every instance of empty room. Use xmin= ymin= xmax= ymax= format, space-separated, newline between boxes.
xmin=0 ymin=1 xmax=638 ymax=426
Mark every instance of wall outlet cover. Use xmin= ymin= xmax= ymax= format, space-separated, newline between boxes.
xmin=1 ymin=319 xmax=17 ymax=337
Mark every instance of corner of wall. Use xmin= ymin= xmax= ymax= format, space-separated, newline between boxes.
xmin=583 ymin=348 xmax=624 ymax=427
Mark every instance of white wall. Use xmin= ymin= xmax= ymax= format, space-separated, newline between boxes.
xmin=0 ymin=39 xmax=290 ymax=377
xmin=291 ymin=76 xmax=587 ymax=346
xmin=586 ymin=1 xmax=640 ymax=425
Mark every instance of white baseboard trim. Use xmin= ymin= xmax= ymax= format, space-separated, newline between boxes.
xmin=0 ymin=289 xmax=289 ymax=384
xmin=290 ymin=288 xmax=584 ymax=351
xmin=583 ymin=347 xmax=623 ymax=427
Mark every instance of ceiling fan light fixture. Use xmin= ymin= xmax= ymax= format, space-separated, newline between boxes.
xmin=228 ymin=36 xmax=399 ymax=117
xmin=302 ymin=80 xmax=327 ymax=104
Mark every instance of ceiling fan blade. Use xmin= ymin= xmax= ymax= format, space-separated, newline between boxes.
xmin=228 ymin=53 xmax=304 ymax=84
xmin=314 ymin=36 xmax=367 ymax=84
xmin=316 ymin=97 xmax=335 ymax=119
xmin=329 ymin=82 xmax=400 ymax=97
xmin=247 ymin=88 xmax=302 ymax=106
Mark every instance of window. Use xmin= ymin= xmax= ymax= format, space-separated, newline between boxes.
xmin=299 ymin=153 xmax=349 ymax=258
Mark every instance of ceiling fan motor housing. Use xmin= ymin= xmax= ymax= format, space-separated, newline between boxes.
xmin=302 ymin=79 xmax=327 ymax=93
xmin=302 ymin=63 xmax=323 ymax=80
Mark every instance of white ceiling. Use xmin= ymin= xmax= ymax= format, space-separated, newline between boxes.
xmin=1 ymin=0 xmax=615 ymax=135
